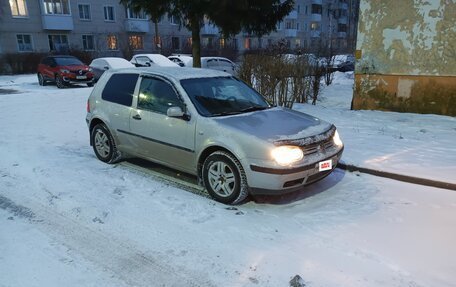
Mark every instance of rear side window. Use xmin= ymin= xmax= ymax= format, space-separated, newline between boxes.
xmin=102 ymin=73 xmax=139 ymax=106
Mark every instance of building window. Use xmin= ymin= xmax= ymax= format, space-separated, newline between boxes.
xmin=168 ymin=15 xmax=180 ymax=25
xmin=311 ymin=4 xmax=322 ymax=14
xmin=107 ymin=35 xmax=118 ymax=50
xmin=295 ymin=38 xmax=301 ymax=48
xmin=311 ymin=22 xmax=320 ymax=31
xmin=16 ymin=34 xmax=33 ymax=51
xmin=104 ymin=5 xmax=115 ymax=21
xmin=48 ymin=34 xmax=69 ymax=51
xmin=126 ymin=7 xmax=147 ymax=19
xmin=82 ymin=35 xmax=94 ymax=50
xmin=244 ymin=38 xmax=251 ymax=50
xmin=338 ymin=23 xmax=347 ymax=33
xmin=129 ymin=35 xmax=143 ymax=50
xmin=10 ymin=0 xmax=28 ymax=17
xmin=43 ymin=0 xmax=70 ymax=15
xmin=296 ymin=22 xmax=300 ymax=30
xmin=219 ymin=38 xmax=225 ymax=49
xmin=172 ymin=37 xmax=180 ymax=50
xmin=285 ymin=21 xmax=294 ymax=29
xmin=78 ymin=4 xmax=90 ymax=20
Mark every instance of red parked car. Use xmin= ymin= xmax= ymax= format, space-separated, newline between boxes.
xmin=37 ymin=55 xmax=94 ymax=88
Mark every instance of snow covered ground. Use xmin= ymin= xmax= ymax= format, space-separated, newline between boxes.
xmin=0 ymin=73 xmax=455 ymax=287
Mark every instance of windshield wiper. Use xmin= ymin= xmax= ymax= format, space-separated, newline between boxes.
xmin=211 ymin=111 xmax=243 ymax=117
xmin=240 ymin=106 xmax=269 ymax=113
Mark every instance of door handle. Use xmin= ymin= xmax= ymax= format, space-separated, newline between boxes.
xmin=132 ymin=114 xmax=142 ymax=120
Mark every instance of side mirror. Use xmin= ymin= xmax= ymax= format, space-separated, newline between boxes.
xmin=145 ymin=62 xmax=151 ymax=67
xmin=103 ymin=66 xmax=109 ymax=70
xmin=167 ymin=107 xmax=190 ymax=121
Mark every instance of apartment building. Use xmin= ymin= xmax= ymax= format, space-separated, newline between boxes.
xmin=0 ymin=0 xmax=359 ymax=56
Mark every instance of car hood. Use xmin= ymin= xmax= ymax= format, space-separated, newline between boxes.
xmin=213 ymin=107 xmax=332 ymax=143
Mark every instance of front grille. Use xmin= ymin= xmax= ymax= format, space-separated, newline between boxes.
xmin=71 ymin=70 xmax=88 ymax=76
xmin=301 ymin=137 xmax=335 ymax=156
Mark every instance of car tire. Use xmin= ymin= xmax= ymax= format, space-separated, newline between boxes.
xmin=202 ymin=151 xmax=248 ymax=205
xmin=91 ymin=124 xmax=120 ymax=164
xmin=56 ymin=75 xmax=65 ymax=89
xmin=37 ymin=73 xmax=46 ymax=86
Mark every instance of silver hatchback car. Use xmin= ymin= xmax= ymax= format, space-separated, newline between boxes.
xmin=86 ymin=67 xmax=343 ymax=204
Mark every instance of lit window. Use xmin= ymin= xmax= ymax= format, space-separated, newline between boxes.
xmin=82 ymin=35 xmax=94 ymax=50
xmin=244 ymin=38 xmax=251 ymax=50
xmin=107 ymin=35 xmax=118 ymax=50
xmin=104 ymin=6 xmax=115 ymax=21
xmin=16 ymin=34 xmax=33 ymax=51
xmin=10 ymin=0 xmax=28 ymax=17
xmin=129 ymin=35 xmax=144 ymax=50
xmin=43 ymin=0 xmax=70 ymax=15
xmin=311 ymin=22 xmax=320 ymax=31
xmin=219 ymin=38 xmax=225 ymax=49
xmin=48 ymin=34 xmax=69 ymax=51
xmin=78 ymin=4 xmax=90 ymax=20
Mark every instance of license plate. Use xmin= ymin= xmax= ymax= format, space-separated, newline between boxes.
xmin=76 ymin=75 xmax=87 ymax=79
xmin=319 ymin=159 xmax=332 ymax=171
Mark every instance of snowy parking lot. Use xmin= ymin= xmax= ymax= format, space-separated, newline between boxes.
xmin=1 ymin=73 xmax=455 ymax=287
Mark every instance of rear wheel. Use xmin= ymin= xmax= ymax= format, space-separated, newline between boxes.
xmin=37 ymin=73 xmax=46 ymax=86
xmin=91 ymin=124 xmax=120 ymax=163
xmin=202 ymin=151 xmax=248 ymax=205
xmin=56 ymin=75 xmax=66 ymax=88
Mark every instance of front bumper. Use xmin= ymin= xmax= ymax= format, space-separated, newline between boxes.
xmin=63 ymin=76 xmax=94 ymax=84
xmin=246 ymin=147 xmax=344 ymax=195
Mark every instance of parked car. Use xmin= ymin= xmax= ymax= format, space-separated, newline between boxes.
xmin=336 ymin=55 xmax=355 ymax=72
xmin=168 ymin=54 xmax=193 ymax=67
xmin=37 ymin=55 xmax=95 ymax=88
xmin=89 ymin=57 xmax=134 ymax=82
xmin=130 ymin=54 xmax=179 ymax=67
xmin=168 ymin=55 xmax=237 ymax=75
xmin=86 ymin=67 xmax=344 ymax=204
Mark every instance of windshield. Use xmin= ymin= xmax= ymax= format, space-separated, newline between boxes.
xmin=55 ymin=57 xmax=84 ymax=66
xmin=181 ymin=77 xmax=270 ymax=117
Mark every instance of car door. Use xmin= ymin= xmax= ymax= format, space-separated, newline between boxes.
xmin=42 ymin=58 xmax=55 ymax=80
xmin=128 ymin=75 xmax=197 ymax=173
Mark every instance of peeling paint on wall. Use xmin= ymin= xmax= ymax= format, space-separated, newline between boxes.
xmin=354 ymin=0 xmax=456 ymax=116
xmin=356 ymin=0 xmax=456 ymax=76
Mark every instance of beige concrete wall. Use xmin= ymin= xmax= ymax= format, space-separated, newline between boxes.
xmin=353 ymin=0 xmax=456 ymax=116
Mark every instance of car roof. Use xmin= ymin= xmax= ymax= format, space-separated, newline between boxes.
xmin=111 ymin=66 xmax=231 ymax=81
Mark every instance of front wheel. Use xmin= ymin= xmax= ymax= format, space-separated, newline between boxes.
xmin=202 ymin=151 xmax=248 ymax=205
xmin=56 ymin=75 xmax=66 ymax=88
xmin=91 ymin=124 xmax=120 ymax=163
xmin=37 ymin=73 xmax=46 ymax=86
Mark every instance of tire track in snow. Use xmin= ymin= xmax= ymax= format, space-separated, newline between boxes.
xmin=1 ymin=191 xmax=215 ymax=287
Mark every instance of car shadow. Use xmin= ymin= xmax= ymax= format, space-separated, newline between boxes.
xmin=125 ymin=158 xmax=346 ymax=206
xmin=248 ymin=168 xmax=346 ymax=205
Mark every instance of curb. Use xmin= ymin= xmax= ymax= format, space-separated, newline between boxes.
xmin=337 ymin=163 xmax=456 ymax=191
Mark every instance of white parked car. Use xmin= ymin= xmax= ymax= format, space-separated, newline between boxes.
xmin=168 ymin=55 xmax=236 ymax=75
xmin=130 ymin=54 xmax=179 ymax=68
xmin=89 ymin=57 xmax=134 ymax=81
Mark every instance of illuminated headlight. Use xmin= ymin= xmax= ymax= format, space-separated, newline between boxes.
xmin=333 ymin=130 xmax=343 ymax=147
xmin=271 ymin=146 xmax=303 ymax=166
xmin=60 ymin=69 xmax=70 ymax=73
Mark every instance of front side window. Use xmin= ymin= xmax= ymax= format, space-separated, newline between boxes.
xmin=16 ymin=34 xmax=33 ymax=52
xmin=129 ymin=35 xmax=143 ymax=50
xmin=107 ymin=35 xmax=118 ymax=50
xmin=48 ymin=34 xmax=69 ymax=51
xmin=181 ymin=77 xmax=270 ymax=117
xmin=43 ymin=0 xmax=70 ymax=15
xmin=102 ymin=73 xmax=139 ymax=107
xmin=104 ymin=5 xmax=115 ymax=21
xmin=138 ymin=77 xmax=183 ymax=114
xmin=78 ymin=4 xmax=90 ymax=20
xmin=10 ymin=0 xmax=28 ymax=17
xmin=82 ymin=35 xmax=94 ymax=50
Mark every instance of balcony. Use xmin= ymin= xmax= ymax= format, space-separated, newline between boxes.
xmin=310 ymin=30 xmax=321 ymax=38
xmin=284 ymin=29 xmax=298 ymax=37
xmin=311 ymin=13 xmax=322 ymax=22
xmin=285 ymin=10 xmax=298 ymax=20
xmin=41 ymin=15 xmax=73 ymax=30
xmin=338 ymin=32 xmax=347 ymax=38
xmin=201 ymin=23 xmax=219 ymax=36
xmin=311 ymin=0 xmax=322 ymax=4
xmin=125 ymin=19 xmax=150 ymax=33
xmin=338 ymin=16 xmax=348 ymax=24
